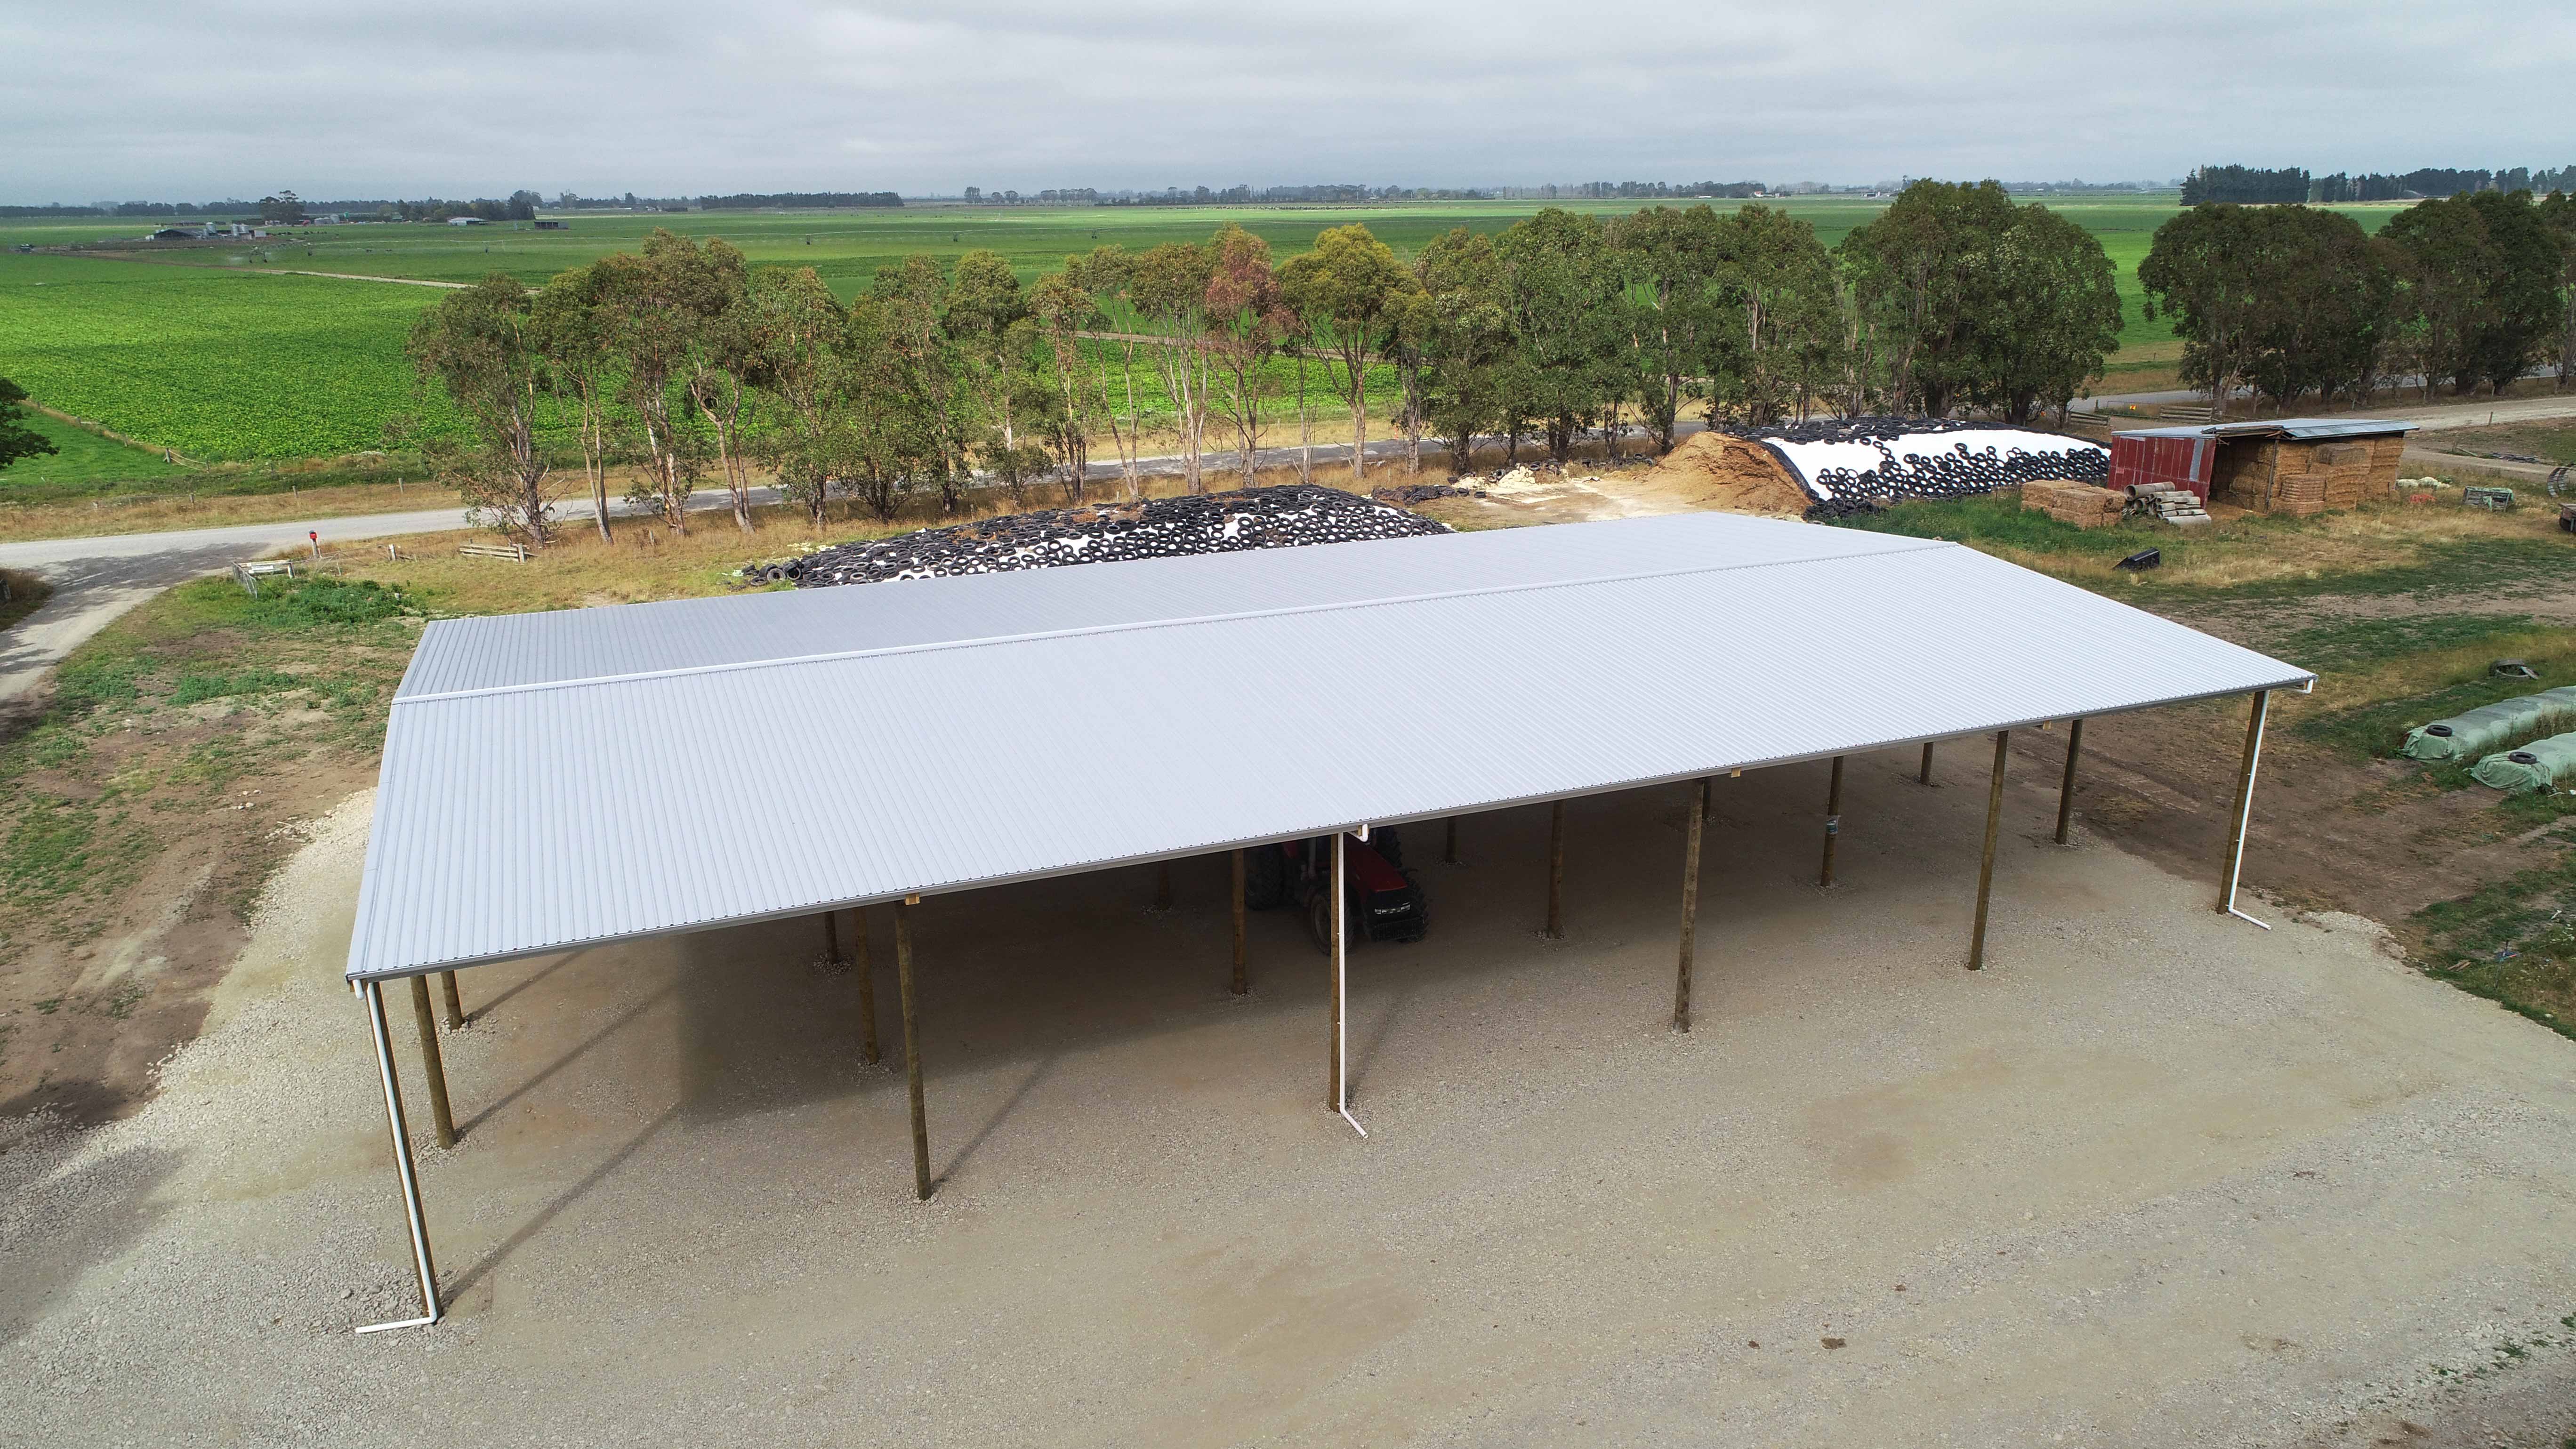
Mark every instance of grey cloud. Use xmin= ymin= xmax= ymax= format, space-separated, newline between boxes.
xmin=4 ymin=0 xmax=2567 ymax=201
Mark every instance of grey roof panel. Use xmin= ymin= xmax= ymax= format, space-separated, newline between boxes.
xmin=395 ymin=512 xmax=1933 ymax=699
xmin=348 ymin=515 xmax=2310 ymax=980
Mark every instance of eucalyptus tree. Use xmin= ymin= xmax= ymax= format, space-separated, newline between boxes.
xmin=1969 ymin=202 xmax=2122 ymax=422
xmin=1027 ymin=265 xmax=1106 ymax=499
xmin=1127 ymin=240 xmax=1217 ymax=491
xmin=870 ymin=254 xmax=977 ymax=513
xmin=1279 ymin=224 xmax=1419 ymax=480
xmin=2383 ymin=189 xmax=2562 ymax=394
xmin=946 ymin=249 xmax=1050 ymax=501
xmin=529 ymin=262 xmax=620 ymax=541
xmin=1606 ymin=205 xmax=1723 ymax=451
xmin=1409 ymin=227 xmax=1513 ymax=473
xmin=1202 ymin=224 xmax=1291 ymax=485
xmin=1069 ymin=246 xmax=1148 ymax=497
xmin=0 ymin=377 xmax=58 ymax=475
xmin=1492 ymin=209 xmax=1626 ymax=463
xmin=1709 ymin=204 xmax=1843 ymax=425
xmin=403 ymin=273 xmax=557 ymax=546
xmin=741 ymin=265 xmax=854 ymax=525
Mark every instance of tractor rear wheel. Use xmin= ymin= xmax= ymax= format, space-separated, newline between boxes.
xmin=1306 ymin=890 xmax=1334 ymax=955
xmin=1243 ymin=845 xmax=1286 ymax=910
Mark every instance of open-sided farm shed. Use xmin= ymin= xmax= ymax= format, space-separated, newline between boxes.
xmin=2111 ymin=419 xmax=2417 ymax=515
xmin=338 ymin=511 xmax=2310 ymax=1331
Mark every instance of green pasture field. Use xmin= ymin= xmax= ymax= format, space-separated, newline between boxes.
xmin=9 ymin=411 xmax=187 ymax=483
xmin=0 ymin=195 xmax=2412 ymax=465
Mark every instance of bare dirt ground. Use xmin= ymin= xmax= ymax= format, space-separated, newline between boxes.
xmin=3 ymin=761 xmax=2573 ymax=1447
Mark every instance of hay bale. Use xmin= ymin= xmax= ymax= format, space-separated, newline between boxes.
xmin=2021 ymin=477 xmax=2121 ymax=528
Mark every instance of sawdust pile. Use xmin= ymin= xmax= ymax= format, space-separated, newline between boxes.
xmin=1637 ymin=432 xmax=1813 ymax=516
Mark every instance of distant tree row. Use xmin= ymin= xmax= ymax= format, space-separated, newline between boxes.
xmin=405 ymin=180 xmax=2125 ymax=547
xmin=2140 ymin=189 xmax=2576 ymax=411
xmin=2187 ymin=162 xmax=2576 ymax=206
xmin=693 ymin=192 xmax=902 ymax=210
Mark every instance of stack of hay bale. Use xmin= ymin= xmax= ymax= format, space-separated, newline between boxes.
xmin=2020 ymin=477 xmax=2123 ymax=528
xmin=2213 ymin=435 xmax=2407 ymax=516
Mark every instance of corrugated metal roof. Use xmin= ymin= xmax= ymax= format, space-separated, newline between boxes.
xmin=2117 ymin=418 xmax=2419 ymax=442
xmin=347 ymin=513 xmax=2312 ymax=980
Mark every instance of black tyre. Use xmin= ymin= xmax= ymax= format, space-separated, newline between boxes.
xmin=1243 ymin=845 xmax=1286 ymax=910
xmin=1306 ymin=890 xmax=1334 ymax=955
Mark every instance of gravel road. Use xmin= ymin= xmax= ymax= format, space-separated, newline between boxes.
xmin=3 ymin=756 xmax=2569 ymax=1446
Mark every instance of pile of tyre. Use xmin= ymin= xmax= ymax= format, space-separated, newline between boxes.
xmin=794 ymin=485 xmax=1453 ymax=588
xmin=1732 ymin=417 xmax=2109 ymax=522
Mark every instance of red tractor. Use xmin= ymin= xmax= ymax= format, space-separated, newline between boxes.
xmin=1242 ymin=829 xmax=1429 ymax=953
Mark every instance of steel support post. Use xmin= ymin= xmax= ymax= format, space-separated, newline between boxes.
xmin=1330 ymin=831 xmax=1364 ymax=1136
xmin=1674 ymin=778 xmax=1709 ymax=1032
xmin=1967 ymin=730 xmax=2010 ymax=970
xmin=1818 ymin=755 xmax=1846 ymax=887
xmin=2218 ymin=691 xmax=2272 ymax=926
xmin=896 ymin=901 xmax=930 ymax=1200
xmin=407 ymin=974 xmax=456 ymax=1148
xmin=356 ymin=979 xmax=440 ymax=1333
xmin=2055 ymin=718 xmax=2085 ymax=845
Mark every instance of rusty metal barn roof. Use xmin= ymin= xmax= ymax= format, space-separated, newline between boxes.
xmin=346 ymin=512 xmax=2311 ymax=981
xmin=2117 ymin=418 xmax=2421 ymax=442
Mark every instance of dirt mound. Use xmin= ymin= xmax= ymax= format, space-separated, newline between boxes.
xmin=1637 ymin=432 xmax=1813 ymax=516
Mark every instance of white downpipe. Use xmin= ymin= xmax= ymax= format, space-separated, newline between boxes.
xmin=355 ymin=977 xmax=442 ymax=1333
xmin=1335 ymin=829 xmax=1365 ymax=1138
xmin=2221 ymin=692 xmax=2271 ymax=928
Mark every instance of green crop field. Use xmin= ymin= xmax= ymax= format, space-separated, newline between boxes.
xmin=0 ymin=195 xmax=2413 ymax=466
xmin=0 ymin=255 xmax=456 ymax=461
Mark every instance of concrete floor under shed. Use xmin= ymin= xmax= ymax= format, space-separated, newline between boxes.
xmin=5 ymin=749 xmax=2575 ymax=1447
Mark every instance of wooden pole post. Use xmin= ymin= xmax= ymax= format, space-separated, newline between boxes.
xmin=407 ymin=974 xmax=456 ymax=1148
xmin=824 ymin=909 xmax=841 ymax=964
xmin=1153 ymin=861 xmax=1173 ymax=912
xmin=1542 ymin=801 xmax=1566 ymax=940
xmin=2055 ymin=718 xmax=2085 ymax=845
xmin=1674 ymin=778 xmax=1709 ymax=1032
xmin=1818 ymin=755 xmax=1846 ymax=887
xmin=1967 ymin=730 xmax=2010 ymax=971
xmin=853 ymin=908 xmax=880 ymax=1066
xmin=1230 ymin=848 xmax=1248 ymax=995
xmin=438 ymin=970 xmax=465 ymax=1030
xmin=1442 ymin=816 xmax=1459 ymax=865
xmin=2218 ymin=691 xmax=2271 ymax=915
xmin=895 ymin=899 xmax=930 ymax=1201
xmin=1919 ymin=741 xmax=1936 ymax=785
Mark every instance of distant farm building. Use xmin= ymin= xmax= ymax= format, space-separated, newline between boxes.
xmin=446 ymin=216 xmax=485 ymax=226
xmin=532 ymin=219 xmax=568 ymax=230
xmin=2110 ymin=419 xmax=2417 ymax=517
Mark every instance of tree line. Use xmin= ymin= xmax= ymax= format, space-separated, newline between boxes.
xmin=405 ymin=179 xmax=2125 ymax=547
xmin=2140 ymin=188 xmax=2576 ymax=413
xmin=2184 ymin=163 xmax=2576 ymax=206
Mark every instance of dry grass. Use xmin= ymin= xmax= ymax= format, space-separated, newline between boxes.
xmin=0 ymin=568 xmax=51 ymax=632
xmin=0 ymin=480 xmax=469 ymax=542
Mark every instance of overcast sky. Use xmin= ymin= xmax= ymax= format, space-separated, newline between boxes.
xmin=8 ymin=0 xmax=2569 ymax=201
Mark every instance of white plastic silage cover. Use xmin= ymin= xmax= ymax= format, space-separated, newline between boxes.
xmin=1766 ymin=429 xmax=2108 ymax=501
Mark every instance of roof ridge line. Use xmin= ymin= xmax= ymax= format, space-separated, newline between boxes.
xmin=391 ymin=536 xmax=1959 ymax=708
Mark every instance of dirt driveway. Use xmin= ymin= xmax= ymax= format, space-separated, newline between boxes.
xmin=4 ymin=751 xmax=2570 ymax=1447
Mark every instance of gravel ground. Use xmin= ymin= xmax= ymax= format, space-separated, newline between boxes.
xmin=3 ymin=757 xmax=2573 ymax=1447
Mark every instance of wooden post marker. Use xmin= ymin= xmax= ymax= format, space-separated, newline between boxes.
xmin=1442 ymin=816 xmax=1459 ymax=866
xmin=1968 ymin=730 xmax=2010 ymax=970
xmin=1543 ymin=801 xmax=1566 ymax=940
xmin=1919 ymin=741 xmax=1936 ymax=785
xmin=1674 ymin=778 xmax=1709 ymax=1032
xmin=1153 ymin=861 xmax=1173 ymax=912
xmin=2055 ymin=718 xmax=2085 ymax=845
xmin=853 ymin=907 xmax=880 ymax=1066
xmin=407 ymin=974 xmax=457 ymax=1148
xmin=895 ymin=899 xmax=930 ymax=1200
xmin=438 ymin=970 xmax=465 ymax=1030
xmin=1230 ymin=848 xmax=1248 ymax=995
xmin=1818 ymin=755 xmax=1846 ymax=887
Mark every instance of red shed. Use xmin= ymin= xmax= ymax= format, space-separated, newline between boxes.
xmin=2109 ymin=426 xmax=2216 ymax=500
